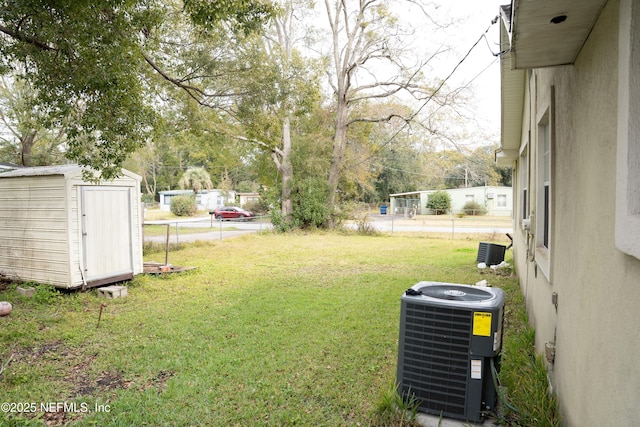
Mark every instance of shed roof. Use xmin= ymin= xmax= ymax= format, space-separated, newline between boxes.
xmin=0 ymin=164 xmax=140 ymax=182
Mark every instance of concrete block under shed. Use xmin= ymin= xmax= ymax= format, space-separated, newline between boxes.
xmin=97 ymin=285 xmax=128 ymax=299
xmin=17 ymin=286 xmax=35 ymax=297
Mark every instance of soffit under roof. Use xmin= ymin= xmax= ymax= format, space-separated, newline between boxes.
xmin=510 ymin=0 xmax=608 ymax=69
xmin=499 ymin=0 xmax=608 ymax=157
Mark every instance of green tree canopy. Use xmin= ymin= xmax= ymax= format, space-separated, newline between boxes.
xmin=0 ymin=0 xmax=273 ymax=180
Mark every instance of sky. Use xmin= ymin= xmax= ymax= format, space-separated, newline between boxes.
xmin=379 ymin=0 xmax=507 ymax=146
xmin=433 ymin=0 xmax=507 ymax=138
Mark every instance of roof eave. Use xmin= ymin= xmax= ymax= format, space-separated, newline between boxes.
xmin=499 ymin=6 xmax=525 ymax=158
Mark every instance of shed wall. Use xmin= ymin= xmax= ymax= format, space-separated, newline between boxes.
xmin=0 ymin=175 xmax=72 ymax=287
xmin=0 ymin=169 xmax=143 ymax=289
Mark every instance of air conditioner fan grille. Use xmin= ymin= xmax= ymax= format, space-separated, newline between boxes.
xmin=417 ymin=284 xmax=494 ymax=301
xmin=399 ymin=303 xmax=472 ymax=417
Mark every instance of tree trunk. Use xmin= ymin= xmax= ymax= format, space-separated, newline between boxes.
xmin=20 ymin=130 xmax=36 ymax=166
xmin=328 ymin=104 xmax=349 ymax=209
xmin=142 ymin=166 xmax=155 ymax=195
xmin=280 ymin=115 xmax=294 ymax=219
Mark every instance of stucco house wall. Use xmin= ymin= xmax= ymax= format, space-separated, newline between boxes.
xmin=500 ymin=0 xmax=640 ymax=424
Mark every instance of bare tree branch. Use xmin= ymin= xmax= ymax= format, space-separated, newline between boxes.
xmin=224 ymin=133 xmax=284 ymax=160
xmin=143 ymin=52 xmax=221 ymax=107
xmin=0 ymin=24 xmax=56 ymax=51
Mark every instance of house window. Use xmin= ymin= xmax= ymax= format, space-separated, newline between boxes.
xmin=466 ymin=195 xmax=475 ymax=203
xmin=497 ymin=194 xmax=507 ymax=208
xmin=536 ymin=98 xmax=553 ymax=279
xmin=541 ymin=121 xmax=551 ymax=249
xmin=520 ymin=144 xmax=529 ymax=222
xmin=616 ymin=0 xmax=640 ymax=259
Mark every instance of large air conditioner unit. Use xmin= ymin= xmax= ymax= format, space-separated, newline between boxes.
xmin=396 ymin=281 xmax=505 ymax=422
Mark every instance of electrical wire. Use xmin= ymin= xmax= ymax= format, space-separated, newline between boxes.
xmin=490 ymin=357 xmax=534 ymax=422
xmin=406 ymin=16 xmax=502 ymax=122
xmin=351 ymin=15 xmax=504 ymax=168
xmin=371 ymin=163 xmax=468 ymax=180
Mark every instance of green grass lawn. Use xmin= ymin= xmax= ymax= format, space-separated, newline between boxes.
xmin=0 ymin=233 xmax=557 ymax=426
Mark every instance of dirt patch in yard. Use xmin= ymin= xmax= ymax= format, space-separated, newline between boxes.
xmin=3 ymin=341 xmax=177 ymax=425
xmin=72 ymin=356 xmax=129 ymax=397
xmin=2 ymin=342 xmax=131 ymax=426
xmin=141 ymin=369 xmax=175 ymax=394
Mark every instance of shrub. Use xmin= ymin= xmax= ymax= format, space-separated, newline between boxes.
xmin=350 ymin=205 xmax=379 ymax=236
xmin=242 ymin=200 xmax=264 ymax=215
xmin=170 ymin=195 xmax=197 ymax=216
xmin=270 ymin=208 xmax=296 ymax=233
xmin=426 ymin=190 xmax=451 ymax=215
xmin=462 ymin=200 xmax=487 ymax=216
xmin=271 ymin=177 xmax=332 ymax=231
xmin=291 ymin=177 xmax=331 ymax=228
xmin=141 ymin=193 xmax=156 ymax=204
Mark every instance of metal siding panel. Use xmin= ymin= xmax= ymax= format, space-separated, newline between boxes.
xmin=0 ymin=176 xmax=70 ymax=287
xmin=68 ymin=183 xmax=82 ymax=287
xmin=128 ymin=184 xmax=143 ymax=275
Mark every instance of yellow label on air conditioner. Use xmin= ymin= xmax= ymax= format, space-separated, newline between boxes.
xmin=473 ymin=312 xmax=492 ymax=337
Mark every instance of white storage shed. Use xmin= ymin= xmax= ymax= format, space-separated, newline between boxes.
xmin=0 ymin=165 xmax=143 ymax=289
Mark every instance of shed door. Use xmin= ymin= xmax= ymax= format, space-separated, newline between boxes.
xmin=81 ymin=186 xmax=133 ymax=281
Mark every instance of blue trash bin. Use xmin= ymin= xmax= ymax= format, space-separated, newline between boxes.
xmin=380 ymin=205 xmax=387 ymax=215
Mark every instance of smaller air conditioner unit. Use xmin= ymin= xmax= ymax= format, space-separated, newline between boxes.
xmin=397 ymin=281 xmax=504 ymax=422
xmin=477 ymin=242 xmax=506 ymax=266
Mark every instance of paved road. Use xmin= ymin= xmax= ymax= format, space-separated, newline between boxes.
xmin=144 ymin=214 xmax=512 ymax=243
xmin=144 ymin=217 xmax=272 ymax=243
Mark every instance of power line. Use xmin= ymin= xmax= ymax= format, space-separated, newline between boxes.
xmin=373 ymin=163 xmax=467 ymax=179
xmin=352 ymin=15 xmax=502 ymax=168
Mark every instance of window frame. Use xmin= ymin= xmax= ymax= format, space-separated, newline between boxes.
xmin=497 ymin=194 xmax=507 ymax=208
xmin=616 ymin=0 xmax=640 ymax=259
xmin=519 ymin=134 xmax=530 ymax=229
xmin=535 ymin=88 xmax=554 ymax=280
xmin=539 ymin=118 xmax=551 ymax=250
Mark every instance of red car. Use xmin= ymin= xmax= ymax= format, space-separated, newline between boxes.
xmin=210 ymin=206 xmax=255 ymax=220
